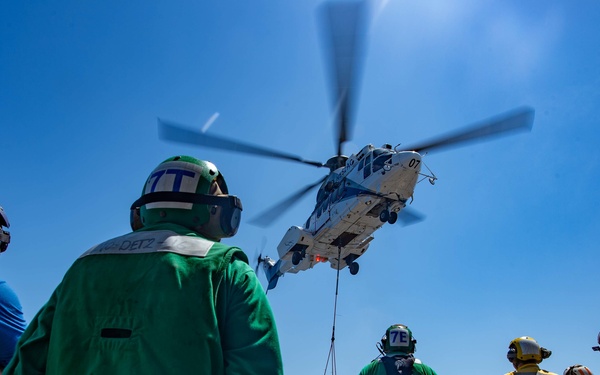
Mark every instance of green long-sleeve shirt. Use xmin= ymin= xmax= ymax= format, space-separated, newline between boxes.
xmin=359 ymin=354 xmax=437 ymax=375
xmin=5 ymin=224 xmax=283 ymax=374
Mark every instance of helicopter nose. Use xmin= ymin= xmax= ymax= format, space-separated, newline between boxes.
xmin=395 ymin=151 xmax=422 ymax=172
xmin=382 ymin=151 xmax=422 ymax=197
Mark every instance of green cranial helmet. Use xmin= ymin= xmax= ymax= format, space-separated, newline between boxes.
xmin=139 ymin=156 xmax=228 ymax=229
xmin=382 ymin=324 xmax=416 ymax=354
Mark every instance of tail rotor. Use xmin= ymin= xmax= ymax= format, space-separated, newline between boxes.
xmin=253 ymin=236 xmax=268 ymax=273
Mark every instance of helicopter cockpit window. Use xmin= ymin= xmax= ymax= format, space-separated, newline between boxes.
xmin=358 ymin=158 xmax=364 ymax=171
xmin=363 ymin=153 xmax=372 ymax=178
xmin=373 ymin=153 xmax=392 ymax=173
xmin=372 ymin=149 xmax=387 ymax=158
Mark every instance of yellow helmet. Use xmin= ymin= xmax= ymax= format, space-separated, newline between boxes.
xmin=506 ymin=336 xmax=551 ymax=364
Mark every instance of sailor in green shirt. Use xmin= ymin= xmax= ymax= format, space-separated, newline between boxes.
xmin=359 ymin=324 xmax=437 ymax=375
xmin=5 ymin=156 xmax=283 ymax=375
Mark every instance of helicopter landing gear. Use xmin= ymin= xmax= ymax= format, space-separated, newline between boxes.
xmin=388 ymin=211 xmax=398 ymax=224
xmin=344 ymin=254 xmax=360 ymax=275
xmin=291 ymin=249 xmax=305 ymax=265
xmin=379 ymin=209 xmax=398 ymax=224
xmin=292 ymin=250 xmax=304 ymax=265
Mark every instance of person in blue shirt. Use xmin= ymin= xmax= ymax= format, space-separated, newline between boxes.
xmin=0 ymin=207 xmax=26 ymax=373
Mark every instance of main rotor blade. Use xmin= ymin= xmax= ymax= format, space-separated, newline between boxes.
xmin=248 ymin=175 xmax=328 ymax=227
xmin=319 ymin=0 xmax=369 ymax=156
xmin=401 ymin=106 xmax=535 ymax=154
xmin=159 ymin=118 xmax=325 ymax=168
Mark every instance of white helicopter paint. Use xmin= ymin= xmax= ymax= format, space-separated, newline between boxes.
xmin=262 ymin=144 xmax=427 ymax=290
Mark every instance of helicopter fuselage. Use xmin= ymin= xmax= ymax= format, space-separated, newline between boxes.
xmin=273 ymin=144 xmax=422 ymax=281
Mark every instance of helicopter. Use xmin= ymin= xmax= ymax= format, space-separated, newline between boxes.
xmin=158 ymin=0 xmax=535 ymax=291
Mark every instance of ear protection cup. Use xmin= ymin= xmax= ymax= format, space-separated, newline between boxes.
xmin=507 ymin=346 xmax=517 ymax=362
xmin=0 ymin=207 xmax=10 ymax=252
xmin=0 ymin=232 xmax=9 ymax=253
xmin=130 ymin=207 xmax=143 ymax=231
xmin=217 ymin=204 xmax=242 ymax=238
xmin=541 ymin=347 xmax=552 ymax=360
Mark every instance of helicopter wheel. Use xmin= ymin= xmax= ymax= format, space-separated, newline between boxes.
xmin=379 ymin=210 xmax=389 ymax=223
xmin=388 ymin=211 xmax=398 ymax=224
xmin=349 ymin=262 xmax=359 ymax=275
xmin=292 ymin=251 xmax=302 ymax=265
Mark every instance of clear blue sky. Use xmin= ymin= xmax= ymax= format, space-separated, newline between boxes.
xmin=1 ymin=1 xmax=599 ymax=374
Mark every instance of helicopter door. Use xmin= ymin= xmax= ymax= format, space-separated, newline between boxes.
xmin=315 ymin=195 xmax=332 ymax=231
xmin=363 ymin=153 xmax=372 ymax=179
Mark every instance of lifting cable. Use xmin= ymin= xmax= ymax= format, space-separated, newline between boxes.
xmin=323 ymin=246 xmax=342 ymax=375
